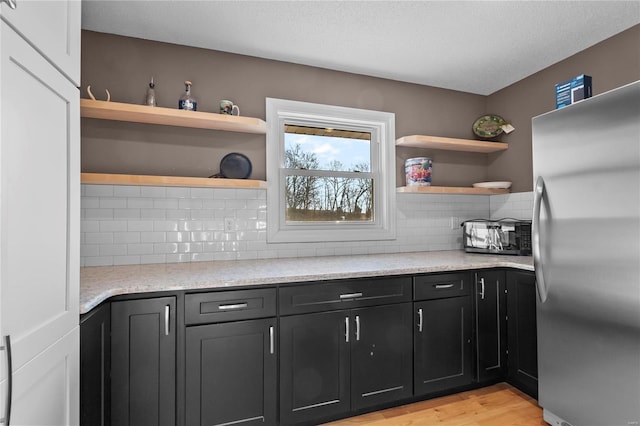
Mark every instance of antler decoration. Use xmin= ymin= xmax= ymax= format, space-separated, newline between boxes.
xmin=87 ymin=85 xmax=111 ymax=102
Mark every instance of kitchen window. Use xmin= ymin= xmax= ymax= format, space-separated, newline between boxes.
xmin=266 ymin=98 xmax=396 ymax=243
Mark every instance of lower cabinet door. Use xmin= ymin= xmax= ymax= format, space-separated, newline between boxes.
xmin=111 ymin=297 xmax=176 ymax=426
xmin=280 ymin=311 xmax=350 ymax=425
xmin=414 ymin=296 xmax=472 ymax=395
xmin=506 ymin=271 xmax=538 ymax=398
xmin=351 ymin=303 xmax=413 ymax=411
xmin=475 ymin=271 xmax=507 ymax=383
xmin=80 ymin=303 xmax=111 ymax=426
xmin=7 ymin=327 xmax=79 ymax=426
xmin=185 ymin=318 xmax=277 ymax=426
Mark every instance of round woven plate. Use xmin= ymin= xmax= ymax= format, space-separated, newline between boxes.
xmin=472 ymin=115 xmax=505 ymax=139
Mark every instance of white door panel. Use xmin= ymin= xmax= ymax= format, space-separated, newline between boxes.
xmin=1 ymin=21 xmax=79 ymax=372
xmin=0 ymin=0 xmax=80 ymax=85
xmin=9 ymin=327 xmax=79 ymax=426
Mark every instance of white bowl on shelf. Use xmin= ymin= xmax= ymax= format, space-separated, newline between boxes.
xmin=472 ymin=181 xmax=512 ymax=189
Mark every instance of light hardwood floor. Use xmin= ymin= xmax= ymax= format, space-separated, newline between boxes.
xmin=323 ymin=383 xmax=546 ymax=426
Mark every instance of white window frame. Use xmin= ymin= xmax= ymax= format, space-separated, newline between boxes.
xmin=266 ymin=98 xmax=396 ymax=243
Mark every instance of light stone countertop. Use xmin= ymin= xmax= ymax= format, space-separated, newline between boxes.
xmin=80 ymin=250 xmax=534 ymax=314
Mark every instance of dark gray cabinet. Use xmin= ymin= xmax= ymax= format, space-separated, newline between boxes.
xmin=474 ymin=270 xmax=507 ymax=384
xmin=279 ymin=277 xmax=413 ymax=425
xmin=506 ymin=270 xmax=538 ymax=398
xmin=81 ymin=266 xmax=538 ymax=426
xmin=80 ymin=302 xmax=110 ymax=426
xmin=279 ymin=310 xmax=351 ymax=425
xmin=111 ymin=296 xmax=176 ymax=426
xmin=184 ymin=288 xmax=277 ymax=426
xmin=414 ymin=273 xmax=473 ymax=395
xmin=350 ymin=304 xmax=413 ymax=410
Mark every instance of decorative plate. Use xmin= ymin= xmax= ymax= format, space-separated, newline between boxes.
xmin=472 ymin=181 xmax=512 ymax=189
xmin=472 ymin=115 xmax=506 ymax=139
xmin=220 ymin=152 xmax=252 ymax=179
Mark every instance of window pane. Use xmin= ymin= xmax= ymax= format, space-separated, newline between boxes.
xmin=284 ymin=125 xmax=370 ymax=173
xmin=285 ymin=175 xmax=373 ymax=222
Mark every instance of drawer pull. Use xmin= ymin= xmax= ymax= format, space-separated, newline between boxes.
xmin=2 ymin=0 xmax=17 ymax=10
xmin=269 ymin=326 xmax=275 ymax=355
xmin=434 ymin=283 xmax=454 ymax=289
xmin=218 ymin=303 xmax=248 ymax=310
xmin=339 ymin=292 xmax=363 ymax=300
xmin=0 ymin=336 xmax=12 ymax=425
xmin=345 ymin=317 xmax=350 ymax=343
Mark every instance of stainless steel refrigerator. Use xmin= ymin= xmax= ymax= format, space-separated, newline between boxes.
xmin=532 ymin=80 xmax=640 ymax=426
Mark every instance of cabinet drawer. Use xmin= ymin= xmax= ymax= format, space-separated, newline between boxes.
xmin=279 ymin=276 xmax=412 ymax=315
xmin=185 ymin=288 xmax=277 ymax=325
xmin=414 ymin=273 xmax=471 ymax=300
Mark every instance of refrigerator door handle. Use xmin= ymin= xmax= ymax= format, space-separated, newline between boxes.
xmin=533 ymin=175 xmax=548 ymax=303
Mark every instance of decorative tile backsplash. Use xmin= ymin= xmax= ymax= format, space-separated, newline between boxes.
xmin=81 ymin=184 xmax=533 ymax=266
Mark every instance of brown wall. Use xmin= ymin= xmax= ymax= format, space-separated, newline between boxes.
xmin=81 ymin=30 xmax=488 ymax=186
xmin=486 ymin=24 xmax=640 ymax=192
xmin=81 ymin=25 xmax=640 ymax=190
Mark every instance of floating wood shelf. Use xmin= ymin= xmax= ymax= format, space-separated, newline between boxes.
xmin=397 ymin=186 xmax=510 ymax=195
xmin=80 ymin=99 xmax=268 ymax=134
xmin=396 ymin=135 xmax=508 ymax=153
xmin=81 ymin=173 xmax=267 ymax=189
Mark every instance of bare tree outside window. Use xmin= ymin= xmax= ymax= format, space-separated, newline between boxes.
xmin=284 ymin=127 xmax=373 ymax=223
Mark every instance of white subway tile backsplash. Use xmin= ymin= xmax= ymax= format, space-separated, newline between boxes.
xmin=179 ymin=199 xmax=203 ymax=210
xmin=127 ymin=198 xmax=154 ymax=209
xmin=85 ymin=208 xmax=114 ymax=220
xmin=85 ymin=185 xmax=114 ymax=197
xmin=113 ymin=255 xmax=141 ymax=266
xmin=141 ymin=208 xmax=167 ymax=219
xmin=81 ymin=184 xmax=532 ymax=266
xmin=99 ymin=244 xmax=127 ymax=256
xmin=100 ymin=198 xmax=127 ymax=209
xmin=140 ymin=186 xmax=167 ymax=198
xmin=212 ymin=188 xmax=236 ymax=199
xmin=154 ymin=198 xmax=179 ymax=209
xmin=114 ymin=186 xmax=141 ymax=197
xmin=140 ymin=254 xmax=166 ymax=264
xmin=190 ymin=188 xmax=215 ymax=199
xmin=113 ymin=232 xmax=141 ymax=244
xmin=85 ymin=232 xmax=114 ymax=245
xmin=166 ymin=187 xmax=191 ymax=198
xmin=114 ymin=208 xmax=141 ymax=219
xmin=99 ymin=220 xmax=127 ymax=232
xmin=128 ymin=243 xmax=155 ymax=255
xmin=127 ymin=220 xmax=154 ymax=232
xmin=141 ymin=232 xmax=167 ymax=243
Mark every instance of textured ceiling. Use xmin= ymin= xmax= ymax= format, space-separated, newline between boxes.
xmin=81 ymin=1 xmax=640 ymax=95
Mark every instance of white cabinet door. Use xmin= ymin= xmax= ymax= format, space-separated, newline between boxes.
xmin=9 ymin=327 xmax=79 ymax=425
xmin=0 ymin=0 xmax=80 ymax=86
xmin=0 ymin=21 xmax=80 ymax=423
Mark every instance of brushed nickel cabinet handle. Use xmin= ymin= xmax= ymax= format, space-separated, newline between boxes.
xmin=339 ymin=292 xmax=363 ymax=300
xmin=218 ymin=303 xmax=248 ymax=310
xmin=269 ymin=326 xmax=274 ymax=355
xmin=345 ymin=317 xmax=350 ymax=343
xmin=2 ymin=0 xmax=17 ymax=10
xmin=355 ymin=316 xmax=360 ymax=341
xmin=479 ymin=278 xmax=486 ymax=300
xmin=434 ymin=283 xmax=454 ymax=289
xmin=417 ymin=308 xmax=423 ymax=333
xmin=164 ymin=305 xmax=170 ymax=336
xmin=0 ymin=335 xmax=12 ymax=425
